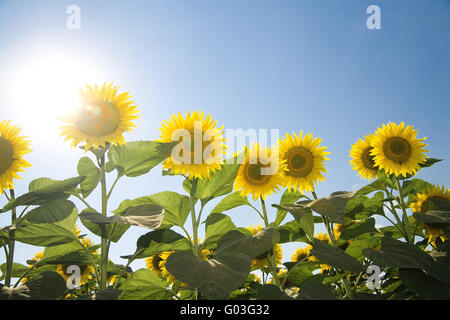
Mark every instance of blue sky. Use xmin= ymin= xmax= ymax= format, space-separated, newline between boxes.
xmin=1 ymin=0 xmax=449 ymax=273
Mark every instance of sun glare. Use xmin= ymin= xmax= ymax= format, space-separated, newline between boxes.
xmin=5 ymin=53 xmax=104 ymax=143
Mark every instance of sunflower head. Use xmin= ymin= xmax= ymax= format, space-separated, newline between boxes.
xmin=234 ymin=143 xmax=286 ymax=201
xmin=349 ymin=134 xmax=378 ymax=181
xmin=56 ymin=264 xmax=95 ymax=285
xmin=291 ymin=247 xmax=310 ymax=263
xmin=0 ymin=120 xmax=32 ymax=193
xmin=410 ymin=184 xmax=450 ymax=244
xmin=246 ymin=224 xmax=283 ymax=270
xmin=158 ymin=111 xmax=226 ymax=179
xmin=370 ymin=122 xmax=428 ymax=177
xmin=59 ymin=82 xmax=139 ymax=151
xmin=278 ymin=131 xmax=330 ymax=193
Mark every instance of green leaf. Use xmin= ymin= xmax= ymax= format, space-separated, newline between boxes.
xmin=23 ymin=271 xmax=67 ymax=300
xmin=14 ymin=223 xmax=77 ymax=247
xmin=79 ymin=204 xmax=165 ymax=229
xmin=119 ymin=269 xmax=172 ymax=300
xmin=114 ymin=192 xmax=191 ymax=229
xmin=345 ymin=192 xmax=384 ymax=220
xmin=310 ymin=239 xmax=365 ymax=273
xmin=1 ymin=176 xmax=85 ymax=213
xmin=273 ymin=189 xmax=305 ymax=227
xmin=130 ymin=229 xmax=192 ymax=259
xmin=298 ymin=210 xmax=314 ymax=241
xmin=277 ymin=220 xmax=308 ymax=244
xmin=257 ymin=284 xmax=293 ymax=300
xmin=38 ymin=249 xmax=92 ymax=267
xmin=184 ymin=152 xmax=244 ymax=204
xmin=0 ymin=263 xmax=29 ymax=281
xmin=165 ymin=250 xmax=251 ymax=300
xmin=413 ymin=211 xmax=450 ymax=225
xmin=419 ymin=158 xmax=443 ymax=168
xmin=203 ymin=213 xmax=237 ymax=250
xmin=363 ymin=237 xmax=450 ymax=284
xmin=296 ymin=276 xmax=337 ymax=300
xmin=210 ymin=191 xmax=249 ymax=214
xmin=216 ymin=228 xmax=280 ymax=258
xmin=355 ymin=179 xmax=386 ymax=196
xmin=21 ymin=199 xmax=78 ymax=231
xmin=107 ymin=140 xmax=176 ymax=177
xmin=77 ymin=157 xmax=101 ymax=198
xmin=344 ymin=234 xmax=382 ymax=261
xmin=399 ymin=268 xmax=450 ymax=299
xmin=339 ymin=218 xmax=379 ymax=240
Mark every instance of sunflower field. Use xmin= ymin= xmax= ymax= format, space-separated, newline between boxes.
xmin=0 ymin=82 xmax=449 ymax=301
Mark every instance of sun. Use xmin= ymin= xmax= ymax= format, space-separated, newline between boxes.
xmin=4 ymin=52 xmax=104 ymax=144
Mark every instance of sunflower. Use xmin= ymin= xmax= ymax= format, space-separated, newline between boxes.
xmin=158 ymin=111 xmax=226 ymax=179
xmin=56 ymin=264 xmax=95 ymax=285
xmin=278 ymin=131 xmax=330 ymax=193
xmin=349 ymin=134 xmax=378 ymax=181
xmin=370 ymin=122 xmax=428 ymax=177
xmin=234 ymin=143 xmax=287 ymax=201
xmin=145 ymin=252 xmax=166 ymax=277
xmin=291 ymin=247 xmax=310 ymax=263
xmin=410 ymin=184 xmax=450 ymax=244
xmin=0 ymin=120 xmax=32 ymax=193
xmin=59 ymin=82 xmax=139 ymax=151
xmin=247 ymin=225 xmax=283 ymax=270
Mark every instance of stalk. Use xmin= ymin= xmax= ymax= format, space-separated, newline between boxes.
xmin=5 ymin=189 xmax=16 ymax=287
xmin=394 ymin=177 xmax=413 ymax=244
xmin=99 ymin=153 xmax=108 ymax=290
xmin=189 ymin=178 xmax=199 ymax=257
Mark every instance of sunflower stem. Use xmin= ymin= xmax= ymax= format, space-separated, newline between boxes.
xmin=395 ymin=177 xmax=413 ymax=244
xmin=260 ymin=198 xmax=270 ymax=228
xmin=99 ymin=153 xmax=108 ymax=290
xmin=5 ymin=189 xmax=16 ymax=288
xmin=189 ymin=178 xmax=200 ymax=257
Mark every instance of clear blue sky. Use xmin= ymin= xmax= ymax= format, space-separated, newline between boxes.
xmin=1 ymin=0 xmax=449 ymax=272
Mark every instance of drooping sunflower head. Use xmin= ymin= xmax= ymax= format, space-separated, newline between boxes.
xmin=410 ymin=184 xmax=450 ymax=244
xmin=0 ymin=120 xmax=32 ymax=193
xmin=56 ymin=264 xmax=95 ymax=285
xmin=291 ymin=247 xmax=310 ymax=263
xmin=145 ymin=253 xmax=166 ymax=277
xmin=246 ymin=224 xmax=283 ymax=270
xmin=278 ymin=131 xmax=330 ymax=193
xmin=349 ymin=134 xmax=378 ymax=181
xmin=158 ymin=111 xmax=226 ymax=179
xmin=234 ymin=143 xmax=287 ymax=201
xmin=370 ymin=122 xmax=428 ymax=177
xmin=59 ymin=82 xmax=139 ymax=151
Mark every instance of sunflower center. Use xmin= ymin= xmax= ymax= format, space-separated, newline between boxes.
xmin=244 ymin=163 xmax=271 ymax=186
xmin=152 ymin=254 xmax=163 ymax=272
xmin=0 ymin=136 xmax=14 ymax=175
xmin=285 ymin=147 xmax=314 ymax=178
xmin=383 ymin=137 xmax=412 ymax=163
xmin=361 ymin=147 xmax=377 ymax=170
xmin=76 ymin=101 xmax=121 ymax=137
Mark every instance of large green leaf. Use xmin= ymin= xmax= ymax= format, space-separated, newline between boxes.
xmin=77 ymin=157 xmax=101 ymax=198
xmin=22 ymin=271 xmax=67 ymax=300
xmin=0 ymin=263 xmax=29 ymax=281
xmin=345 ymin=192 xmax=384 ymax=220
xmin=210 ymin=191 xmax=249 ymax=214
xmin=277 ymin=220 xmax=308 ymax=244
xmin=413 ymin=211 xmax=450 ymax=225
xmin=114 ymin=192 xmax=190 ymax=229
xmin=203 ymin=213 xmax=237 ymax=250
xmin=107 ymin=140 xmax=176 ymax=177
xmin=339 ymin=218 xmax=379 ymax=240
xmin=165 ymin=250 xmax=251 ymax=300
xmin=119 ymin=269 xmax=172 ymax=300
xmin=216 ymin=228 xmax=280 ymax=258
xmin=79 ymin=204 xmax=165 ymax=229
xmin=0 ymin=176 xmax=85 ymax=213
xmin=129 ymin=229 xmax=192 ymax=259
xmin=183 ymin=153 xmax=244 ymax=204
xmin=296 ymin=276 xmax=337 ymax=300
xmin=256 ymin=284 xmax=293 ymax=300
xmin=399 ymin=268 xmax=450 ymax=300
xmin=310 ymin=239 xmax=365 ymax=273
xmin=363 ymin=237 xmax=450 ymax=284
xmin=14 ymin=223 xmax=77 ymax=247
xmin=273 ymin=189 xmax=304 ymax=227
xmin=21 ymin=199 xmax=77 ymax=231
